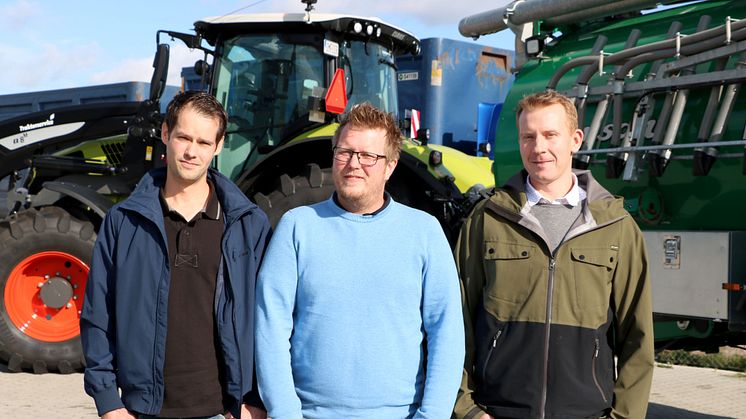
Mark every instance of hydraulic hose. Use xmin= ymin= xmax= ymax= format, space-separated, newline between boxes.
xmin=547 ymin=18 xmax=746 ymax=89
xmin=575 ymin=35 xmax=609 ymax=128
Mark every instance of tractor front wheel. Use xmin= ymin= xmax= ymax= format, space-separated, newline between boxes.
xmin=0 ymin=207 xmax=95 ymax=373
xmin=251 ymin=163 xmax=335 ymax=227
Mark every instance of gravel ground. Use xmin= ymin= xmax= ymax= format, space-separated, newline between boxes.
xmin=1 ymin=362 xmax=745 ymax=418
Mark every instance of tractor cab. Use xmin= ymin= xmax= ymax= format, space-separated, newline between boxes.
xmin=171 ymin=12 xmax=419 ymax=180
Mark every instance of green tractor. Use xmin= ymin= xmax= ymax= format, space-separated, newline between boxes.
xmin=0 ymin=4 xmax=494 ymax=373
xmin=461 ymin=0 xmax=746 ymax=351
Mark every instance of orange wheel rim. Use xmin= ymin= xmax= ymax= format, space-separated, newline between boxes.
xmin=4 ymin=251 xmax=88 ymax=342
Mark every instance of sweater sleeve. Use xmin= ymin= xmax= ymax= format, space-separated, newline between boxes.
xmin=453 ymin=201 xmax=489 ymax=419
xmin=414 ymin=217 xmax=466 ymax=419
xmin=609 ymin=218 xmax=655 ymax=419
xmin=255 ymin=212 xmax=303 ymax=419
xmin=80 ymin=211 xmax=126 ymax=416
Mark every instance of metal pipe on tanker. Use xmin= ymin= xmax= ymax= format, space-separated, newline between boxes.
xmin=545 ymin=0 xmax=674 ymax=27
xmin=605 ymin=48 xmax=679 ymax=179
xmin=617 ymin=21 xmax=683 ymax=175
xmin=607 ymin=29 xmax=642 ymax=149
xmin=574 ymin=24 xmax=664 ymax=172
xmin=650 ymin=92 xmax=676 ymax=146
xmin=648 ymin=15 xmax=713 ymax=176
xmin=547 ymin=19 xmax=746 ymax=90
xmin=694 ymin=50 xmax=746 ymax=175
xmin=620 ymin=96 xmax=650 ymax=181
xmin=648 ymin=21 xmax=685 ymax=79
xmin=459 ymin=0 xmax=668 ymax=38
xmin=572 ymin=36 xmax=609 ymax=170
xmin=695 ymin=58 xmax=728 ymax=143
xmin=605 ymin=91 xmax=626 ymax=178
xmin=652 ymin=89 xmax=687 ymax=173
xmin=647 ymin=31 xmax=746 ymax=174
xmin=575 ymin=35 xmax=609 ymax=130
xmin=709 ymin=69 xmax=743 ymax=141
xmin=574 ymin=96 xmax=608 ymax=169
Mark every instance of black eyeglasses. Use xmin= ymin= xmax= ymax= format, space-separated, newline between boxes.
xmin=332 ymin=146 xmax=387 ymax=167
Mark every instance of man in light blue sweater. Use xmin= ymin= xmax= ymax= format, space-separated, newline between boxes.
xmin=255 ymin=102 xmax=464 ymax=419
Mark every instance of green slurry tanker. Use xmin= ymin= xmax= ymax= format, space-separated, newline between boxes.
xmin=461 ymin=0 xmax=746 ymax=351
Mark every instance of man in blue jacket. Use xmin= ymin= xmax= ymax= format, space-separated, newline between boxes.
xmin=81 ymin=91 xmax=270 ymax=419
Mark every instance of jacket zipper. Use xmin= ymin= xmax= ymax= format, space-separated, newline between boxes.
xmin=224 ymin=224 xmax=248 ymax=413
xmin=152 ymin=225 xmax=170 ymax=414
xmin=592 ymin=337 xmax=609 ymax=403
xmin=539 ymin=257 xmax=556 ymax=419
xmin=480 ymin=329 xmax=503 ymax=384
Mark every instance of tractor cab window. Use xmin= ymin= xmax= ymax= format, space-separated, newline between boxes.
xmin=213 ymin=34 xmax=324 ymax=179
xmin=340 ymin=41 xmax=397 ymax=115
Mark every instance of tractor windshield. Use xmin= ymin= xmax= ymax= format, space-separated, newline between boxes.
xmin=213 ymin=34 xmax=323 ymax=179
xmin=340 ymin=41 xmax=398 ymax=114
xmin=212 ymin=33 xmax=399 ymax=180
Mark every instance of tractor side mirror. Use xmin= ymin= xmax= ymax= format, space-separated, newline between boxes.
xmin=150 ymin=43 xmax=170 ymax=101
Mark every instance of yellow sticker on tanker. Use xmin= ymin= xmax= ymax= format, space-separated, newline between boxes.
xmin=431 ymin=60 xmax=442 ymax=86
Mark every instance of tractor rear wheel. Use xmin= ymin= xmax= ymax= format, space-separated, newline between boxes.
xmin=0 ymin=207 xmax=95 ymax=373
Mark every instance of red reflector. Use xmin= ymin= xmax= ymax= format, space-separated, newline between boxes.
xmin=722 ymin=283 xmax=744 ymax=291
xmin=325 ymin=68 xmax=348 ymax=114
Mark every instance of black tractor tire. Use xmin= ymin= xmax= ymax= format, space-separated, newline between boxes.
xmin=0 ymin=207 xmax=95 ymax=373
xmin=252 ymin=163 xmax=335 ymax=227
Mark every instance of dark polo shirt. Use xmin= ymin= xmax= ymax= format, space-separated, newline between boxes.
xmin=158 ymin=180 xmax=225 ymax=417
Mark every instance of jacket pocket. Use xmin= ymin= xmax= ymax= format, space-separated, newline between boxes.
xmin=479 ymin=326 xmax=504 ymax=385
xmin=591 ymin=336 xmax=609 ymax=404
xmin=483 ymin=241 xmax=535 ymax=304
xmin=571 ymin=247 xmax=616 ymax=310
xmin=473 ymin=309 xmax=541 ymax=413
xmin=473 ymin=312 xmax=508 ymax=389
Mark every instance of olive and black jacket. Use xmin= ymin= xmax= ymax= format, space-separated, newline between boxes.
xmin=454 ymin=170 xmax=654 ymax=419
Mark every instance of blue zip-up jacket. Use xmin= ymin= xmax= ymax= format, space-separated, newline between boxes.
xmin=81 ymin=167 xmax=271 ymax=418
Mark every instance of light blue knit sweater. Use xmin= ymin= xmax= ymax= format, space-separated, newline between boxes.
xmin=255 ymin=196 xmax=464 ymax=419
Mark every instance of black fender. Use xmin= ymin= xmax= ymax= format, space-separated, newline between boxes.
xmin=35 ymin=181 xmax=114 ymax=218
xmin=236 ymin=136 xmax=460 ymax=200
xmin=236 ymin=137 xmax=334 ymax=195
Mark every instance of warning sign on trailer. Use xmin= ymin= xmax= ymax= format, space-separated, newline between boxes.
xmin=397 ymin=72 xmax=419 ymax=81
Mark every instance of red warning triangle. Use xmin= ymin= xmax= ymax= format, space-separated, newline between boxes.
xmin=325 ymin=68 xmax=348 ymax=114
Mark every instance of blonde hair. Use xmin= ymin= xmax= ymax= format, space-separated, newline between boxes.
xmin=516 ymin=91 xmax=579 ymax=131
xmin=332 ymin=102 xmax=402 ymax=160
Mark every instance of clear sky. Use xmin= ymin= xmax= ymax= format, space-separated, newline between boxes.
xmin=0 ymin=0 xmax=514 ymax=95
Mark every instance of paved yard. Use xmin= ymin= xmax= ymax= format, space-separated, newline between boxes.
xmin=1 ymin=362 xmax=745 ymax=418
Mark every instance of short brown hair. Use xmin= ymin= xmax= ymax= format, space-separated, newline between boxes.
xmin=516 ymin=91 xmax=579 ymax=132
xmin=332 ymin=102 xmax=402 ymax=160
xmin=164 ymin=91 xmax=228 ymax=144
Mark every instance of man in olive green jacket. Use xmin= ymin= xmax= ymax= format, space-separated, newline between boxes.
xmin=454 ymin=91 xmax=654 ymax=419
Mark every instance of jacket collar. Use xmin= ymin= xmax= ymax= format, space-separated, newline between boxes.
xmin=120 ymin=167 xmax=258 ymax=226
xmin=491 ymin=169 xmax=626 ymax=225
xmin=502 ymin=169 xmax=613 ymax=202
